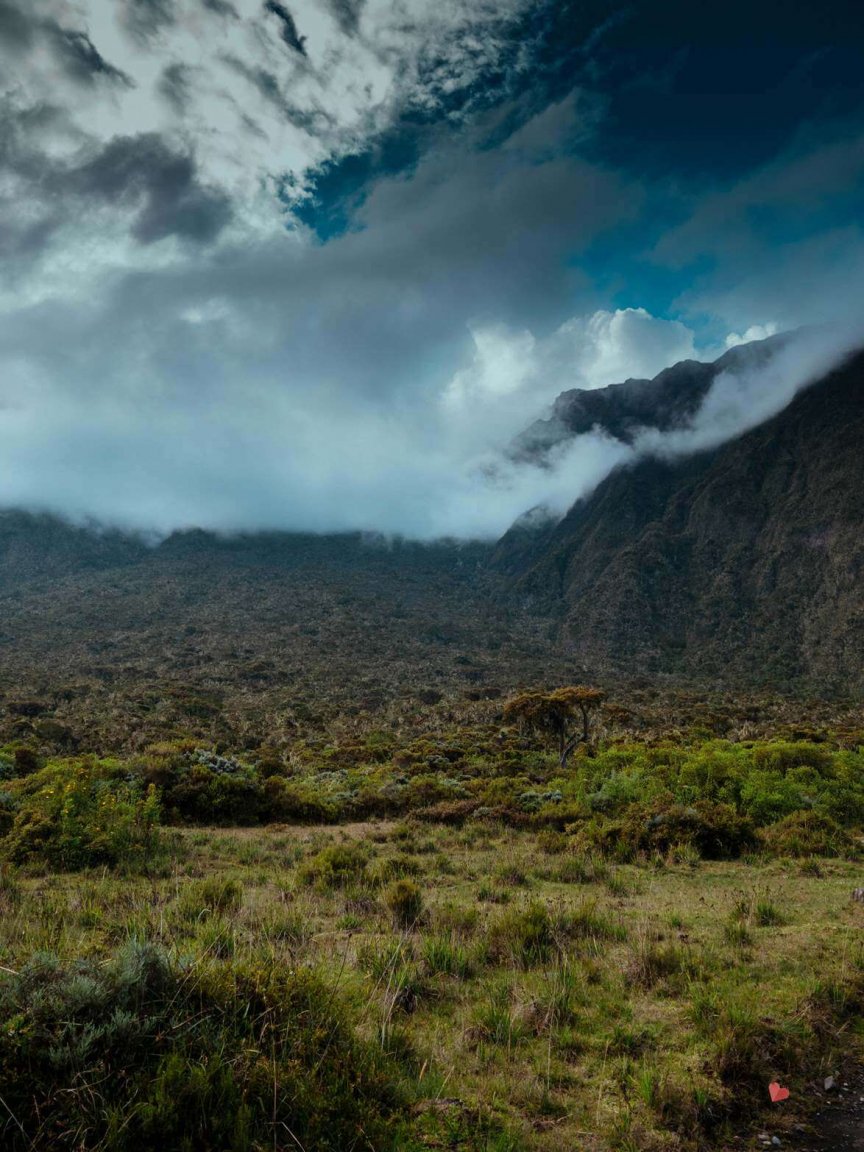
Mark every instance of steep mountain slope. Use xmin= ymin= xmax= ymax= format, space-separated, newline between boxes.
xmin=494 ymin=347 xmax=864 ymax=691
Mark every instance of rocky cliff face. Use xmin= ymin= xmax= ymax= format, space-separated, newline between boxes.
xmin=494 ymin=346 xmax=864 ymax=691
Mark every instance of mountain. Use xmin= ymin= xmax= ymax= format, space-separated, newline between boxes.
xmin=494 ymin=343 xmax=864 ymax=692
xmin=509 ymin=334 xmax=785 ymax=460
xmin=0 ymin=336 xmax=861 ymax=755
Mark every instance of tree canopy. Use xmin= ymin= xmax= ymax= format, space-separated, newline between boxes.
xmin=503 ymin=686 xmax=606 ymax=768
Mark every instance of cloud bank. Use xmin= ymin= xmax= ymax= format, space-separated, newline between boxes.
xmin=0 ymin=1 xmax=861 ymax=540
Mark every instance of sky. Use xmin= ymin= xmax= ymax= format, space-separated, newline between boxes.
xmin=0 ymin=0 xmax=862 ymax=538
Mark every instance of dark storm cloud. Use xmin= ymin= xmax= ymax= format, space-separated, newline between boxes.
xmin=158 ymin=62 xmax=194 ymax=114
xmin=0 ymin=216 xmax=60 ymax=260
xmin=0 ymin=0 xmax=131 ymax=87
xmin=121 ymin=0 xmax=176 ymax=43
xmin=69 ymin=135 xmax=233 ymax=244
xmin=325 ymin=0 xmax=364 ymax=37
xmin=263 ymin=1 xmax=308 ymax=56
xmin=0 ymin=0 xmax=32 ymax=47
xmin=220 ymin=54 xmax=332 ymax=133
xmin=49 ymin=29 xmax=134 ymax=88
xmin=0 ymin=107 xmax=232 ymax=254
xmin=200 ymin=0 xmax=239 ymax=16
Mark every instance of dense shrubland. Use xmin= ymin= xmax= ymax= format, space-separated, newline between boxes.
xmin=1 ymin=723 xmax=860 ymax=868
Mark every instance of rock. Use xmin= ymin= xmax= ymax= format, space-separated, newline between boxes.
xmin=772 ymin=1137 xmax=782 ymax=1147
xmin=825 ymin=1076 xmax=837 ymax=1092
xmin=852 ymin=888 xmax=864 ymax=902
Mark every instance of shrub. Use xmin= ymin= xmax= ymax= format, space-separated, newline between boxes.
xmin=528 ymin=962 xmax=583 ymax=1032
xmin=547 ymin=854 xmax=602 ymax=885
xmin=385 ymin=879 xmax=423 ymax=929
xmin=487 ymin=902 xmax=556 ymax=968
xmin=761 ymin=811 xmax=858 ymax=858
xmin=560 ymin=899 xmax=626 ymax=943
xmin=422 ymin=933 xmax=475 ymax=979
xmin=299 ymin=842 xmax=371 ymax=889
xmin=433 ymin=902 xmax=479 ymax=938
xmin=136 ymin=745 xmax=263 ymax=825
xmin=0 ymin=759 xmax=160 ymax=870
xmin=177 ymin=876 xmax=243 ymax=920
xmin=262 ymin=776 xmax=338 ymax=823
xmin=626 ymin=938 xmax=696 ymax=989
xmin=0 ymin=941 xmax=414 ymax=1151
xmin=470 ymin=983 xmax=526 ymax=1047
xmin=576 ymin=801 xmax=756 ymax=861
xmin=371 ymin=853 xmax=423 ymax=884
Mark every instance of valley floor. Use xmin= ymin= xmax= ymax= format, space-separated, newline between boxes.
xmin=2 ymin=819 xmax=862 ymax=1151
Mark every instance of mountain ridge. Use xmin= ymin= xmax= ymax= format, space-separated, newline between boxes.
xmin=493 ymin=343 xmax=864 ymax=691
xmin=509 ymin=332 xmax=789 ymax=461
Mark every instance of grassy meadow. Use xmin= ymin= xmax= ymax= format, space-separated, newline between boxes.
xmin=0 ymin=704 xmax=862 ymax=1150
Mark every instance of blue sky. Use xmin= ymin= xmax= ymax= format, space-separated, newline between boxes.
xmin=0 ymin=0 xmax=861 ymax=536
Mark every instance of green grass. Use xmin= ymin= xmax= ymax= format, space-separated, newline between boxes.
xmin=0 ymin=820 xmax=861 ymax=1150
xmin=0 ymin=723 xmax=862 ymax=1149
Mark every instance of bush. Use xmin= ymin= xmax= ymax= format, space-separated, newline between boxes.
xmin=385 ymin=879 xmax=423 ymax=928
xmin=761 ymin=811 xmax=858 ymax=858
xmin=0 ymin=759 xmax=160 ymax=870
xmin=626 ymin=938 xmax=697 ymax=989
xmin=0 ymin=941 xmax=414 ymax=1151
xmin=575 ymin=801 xmax=756 ymax=861
xmin=487 ymin=902 xmax=556 ymax=968
xmin=421 ymin=933 xmax=475 ymax=979
xmin=299 ymin=842 xmax=371 ymax=890
xmin=136 ymin=745 xmax=263 ymax=825
xmin=262 ymin=776 xmax=338 ymax=823
xmin=177 ymin=876 xmax=243 ymax=921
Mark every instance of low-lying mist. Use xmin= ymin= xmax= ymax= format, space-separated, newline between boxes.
xmin=0 ymin=311 xmax=859 ymax=543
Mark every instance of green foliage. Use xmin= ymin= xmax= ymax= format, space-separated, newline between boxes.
xmin=574 ymin=801 xmax=756 ymax=861
xmin=487 ymin=902 xmax=558 ymax=968
xmin=626 ymin=937 xmax=698 ymax=989
xmin=385 ymin=879 xmax=424 ymax=928
xmin=503 ymin=686 xmax=605 ymax=767
xmin=51 ymin=733 xmax=863 ymax=858
xmin=471 ymin=982 xmax=526 ymax=1047
xmin=177 ymin=876 xmax=243 ymax=921
xmin=0 ymin=939 xmax=415 ymax=1151
xmin=421 ymin=932 xmax=475 ymax=979
xmin=299 ymin=841 xmax=371 ymax=889
xmin=262 ymin=775 xmax=338 ymax=822
xmin=137 ymin=746 xmax=263 ymax=825
xmin=760 ymin=811 xmax=858 ymax=858
xmin=0 ymin=758 xmax=160 ymax=870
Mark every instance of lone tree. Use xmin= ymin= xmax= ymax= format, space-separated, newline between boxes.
xmin=503 ymin=685 xmax=606 ymax=768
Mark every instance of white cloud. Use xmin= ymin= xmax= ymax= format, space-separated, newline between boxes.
xmin=724 ymin=322 xmax=778 ymax=349
xmin=0 ymin=0 xmax=533 ymax=216
xmin=636 ymin=322 xmax=862 ymax=460
xmin=1 ymin=3 xmax=862 ymax=545
xmin=441 ymin=308 xmax=697 ymax=452
xmin=3 ymin=288 xmax=841 ymax=543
